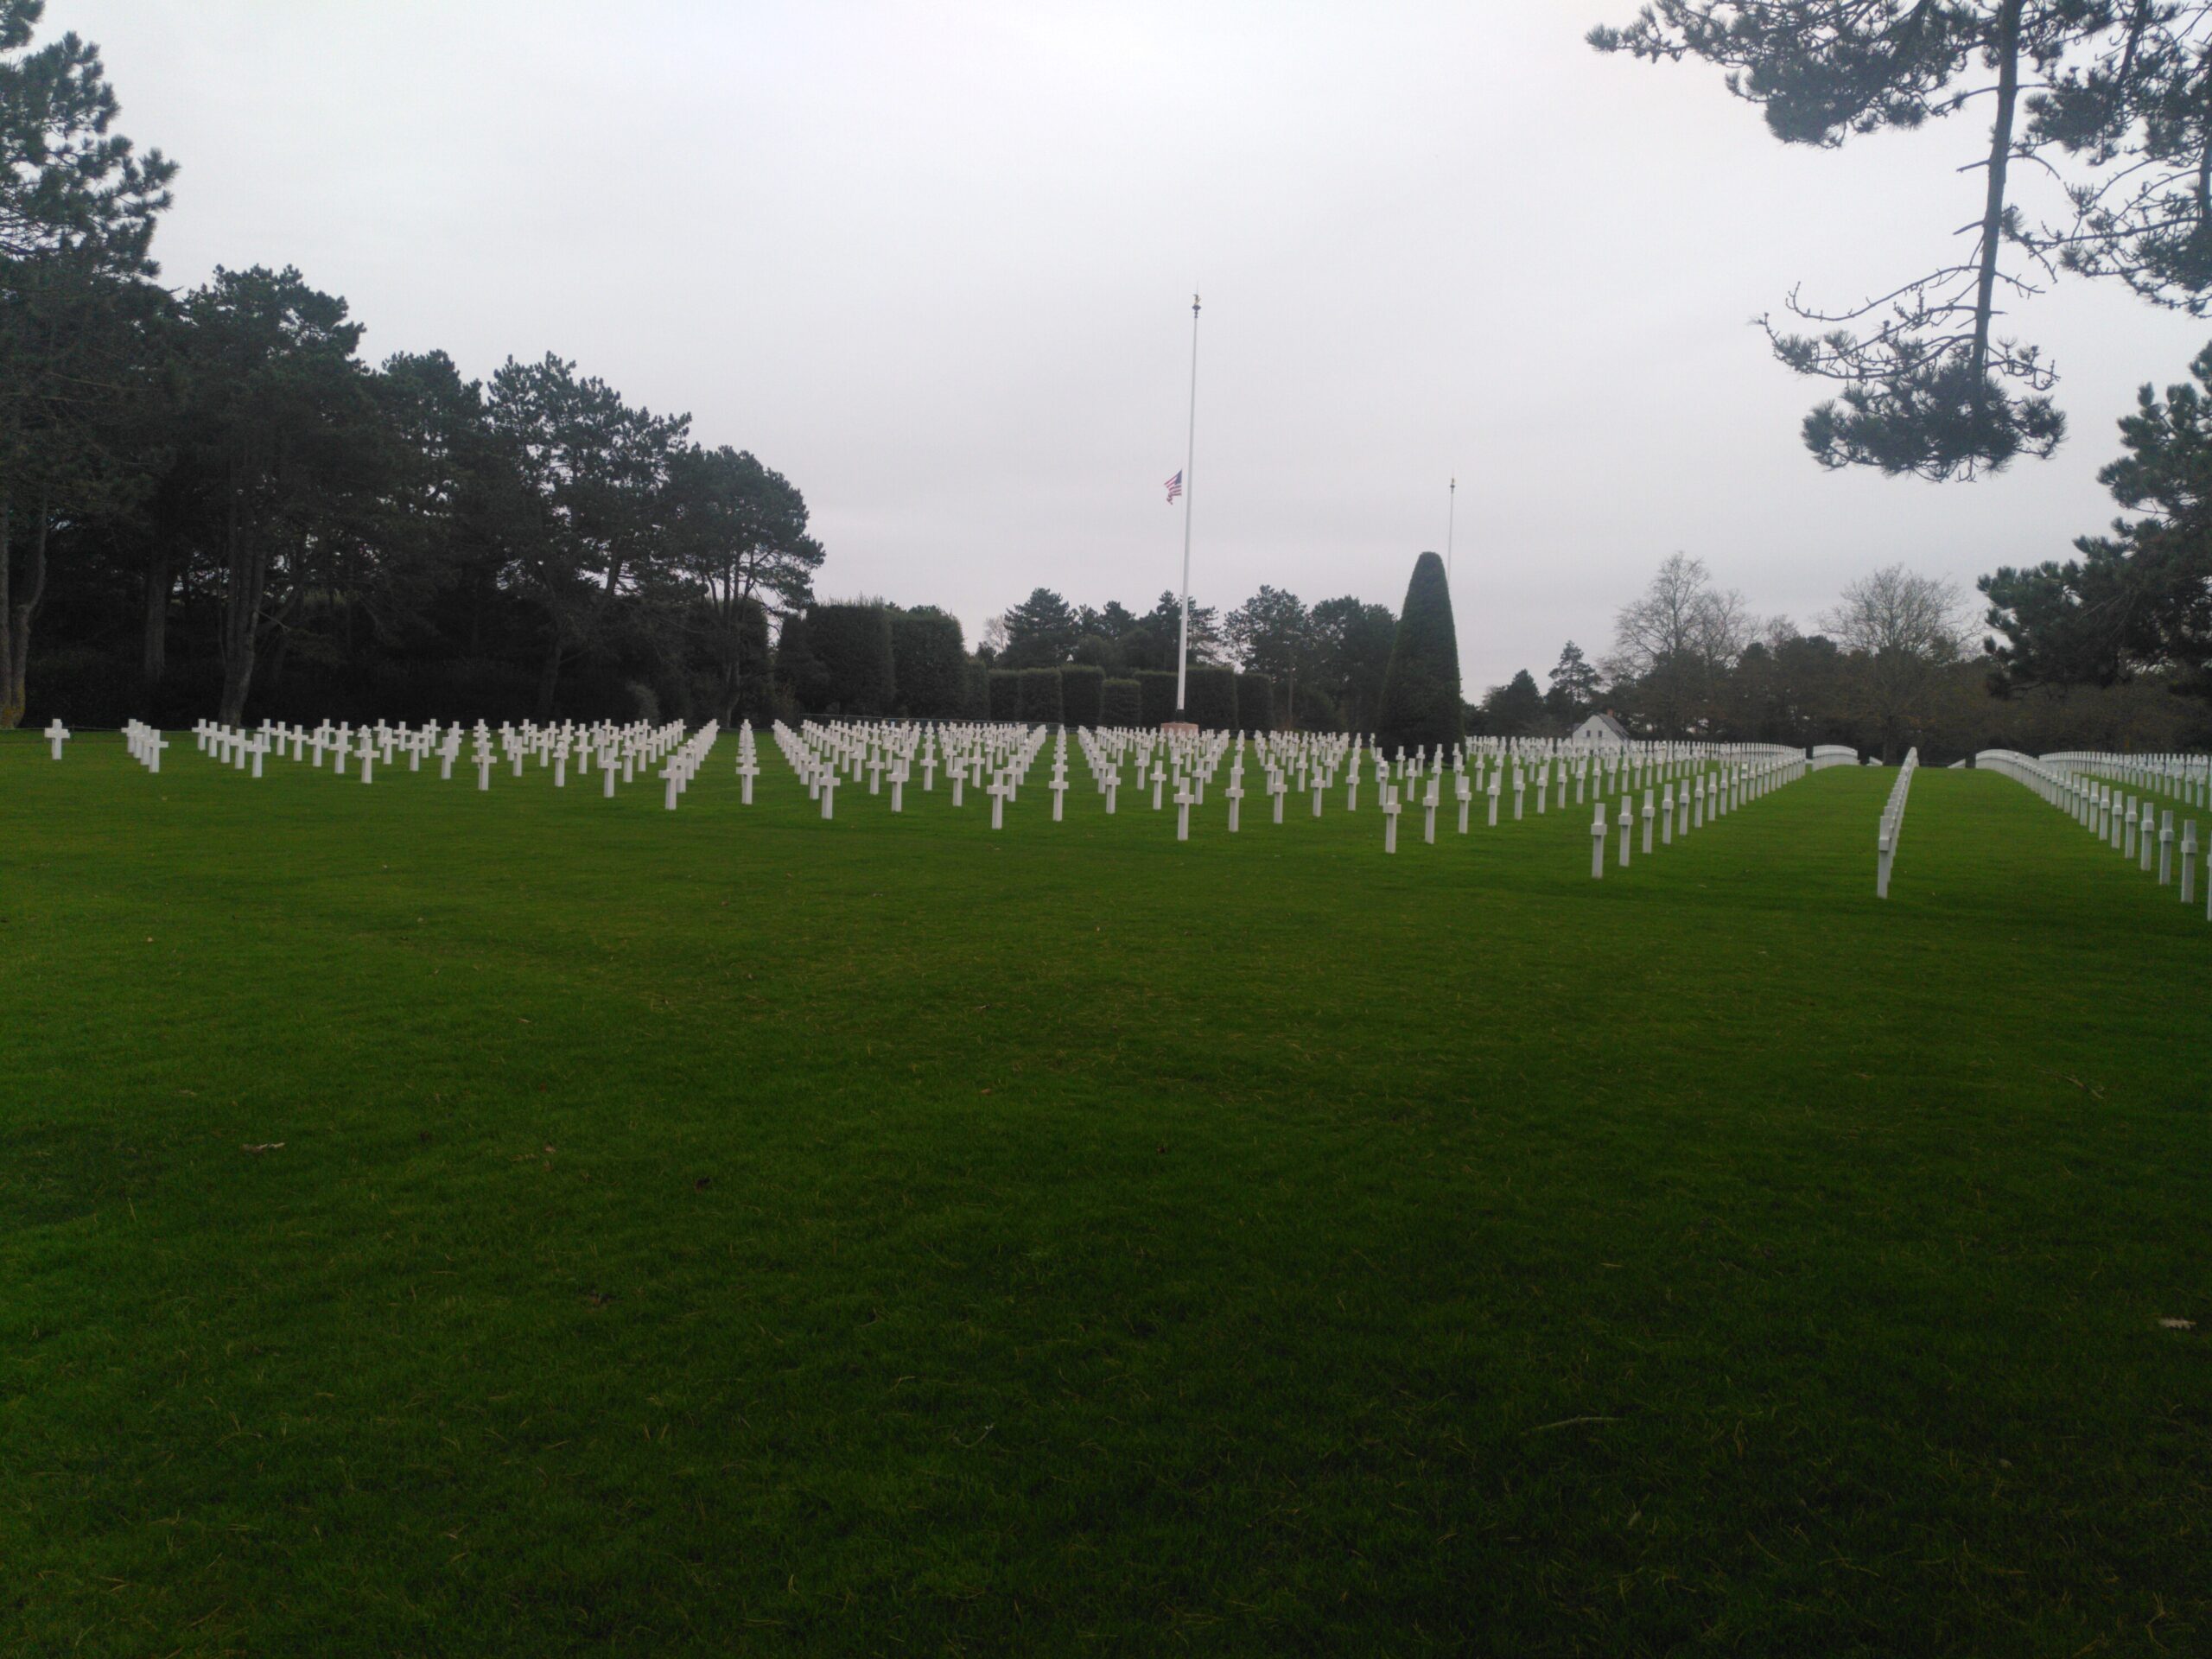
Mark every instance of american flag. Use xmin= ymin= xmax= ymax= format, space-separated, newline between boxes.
xmin=1164 ymin=470 xmax=1183 ymax=504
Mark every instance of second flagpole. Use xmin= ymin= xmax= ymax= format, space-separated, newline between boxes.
xmin=1174 ymin=292 xmax=1199 ymax=717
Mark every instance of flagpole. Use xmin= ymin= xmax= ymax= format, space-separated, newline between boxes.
xmin=1174 ymin=291 xmax=1199 ymax=716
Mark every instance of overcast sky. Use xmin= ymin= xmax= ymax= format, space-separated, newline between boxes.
xmin=61 ymin=0 xmax=2212 ymax=691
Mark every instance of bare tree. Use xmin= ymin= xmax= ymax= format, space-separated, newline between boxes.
xmin=1606 ymin=553 xmax=1749 ymax=734
xmin=1821 ymin=564 xmax=1974 ymax=760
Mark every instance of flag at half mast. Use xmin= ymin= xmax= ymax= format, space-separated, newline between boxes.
xmin=1164 ymin=470 xmax=1183 ymax=504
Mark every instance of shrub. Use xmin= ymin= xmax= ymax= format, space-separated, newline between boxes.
xmin=1376 ymin=551 xmax=1464 ymax=755
xmin=962 ymin=660 xmax=991 ymax=719
xmin=1135 ymin=670 xmax=1179 ymax=728
xmin=1237 ymin=672 xmax=1274 ymax=734
xmin=1101 ymin=677 xmax=1141 ymax=728
xmin=806 ymin=602 xmax=897 ymax=715
xmin=1059 ymin=663 xmax=1104 ymax=728
xmin=988 ymin=668 xmax=1020 ymax=721
xmin=890 ymin=610 xmax=966 ymax=717
xmin=1186 ymin=664 xmax=1239 ymax=731
xmin=1019 ymin=665 xmax=1064 ymax=726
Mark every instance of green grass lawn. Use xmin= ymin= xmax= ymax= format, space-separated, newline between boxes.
xmin=3 ymin=732 xmax=2207 ymax=1656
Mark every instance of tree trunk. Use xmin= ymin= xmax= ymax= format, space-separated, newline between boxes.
xmin=536 ymin=635 xmax=563 ymax=721
xmin=2 ymin=486 xmax=51 ymax=729
xmin=1970 ymin=0 xmax=2025 ymax=388
xmin=0 ymin=489 xmax=13 ymax=729
xmin=216 ymin=483 xmax=267 ymax=728
xmin=141 ymin=543 xmax=172 ymax=702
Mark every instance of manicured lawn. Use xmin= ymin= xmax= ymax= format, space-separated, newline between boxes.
xmin=3 ymin=732 xmax=2206 ymax=1656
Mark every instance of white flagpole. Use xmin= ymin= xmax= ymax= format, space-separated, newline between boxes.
xmin=1175 ymin=292 xmax=1200 ymax=716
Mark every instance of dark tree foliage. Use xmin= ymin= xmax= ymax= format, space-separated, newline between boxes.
xmin=889 ymin=607 xmax=965 ymax=717
xmin=1018 ymin=664 xmax=1064 ymax=725
xmin=1135 ymin=669 xmax=1179 ymax=728
xmin=1546 ymin=639 xmax=1601 ymax=717
xmin=1001 ymin=586 xmax=1080 ymax=668
xmin=987 ymin=667 xmax=1020 ymax=721
xmin=1100 ymin=677 xmax=1141 ymax=728
xmin=0 ymin=0 xmax=175 ymax=726
xmin=1592 ymin=1 xmax=2212 ymax=480
xmin=1185 ymin=663 xmax=1238 ymax=730
xmin=805 ymin=601 xmax=895 ymax=715
xmin=1058 ymin=661 xmax=1104 ymax=727
xmin=1481 ymin=669 xmax=1546 ymax=736
xmin=666 ymin=443 xmax=819 ymax=724
xmin=1308 ymin=595 xmax=1398 ymax=731
xmin=1983 ymin=340 xmax=2212 ymax=698
xmin=1236 ymin=671 xmax=1274 ymax=733
xmin=1376 ymin=551 xmax=1465 ymax=752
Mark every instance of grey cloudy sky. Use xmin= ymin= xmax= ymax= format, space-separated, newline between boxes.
xmin=64 ymin=0 xmax=2212 ymax=691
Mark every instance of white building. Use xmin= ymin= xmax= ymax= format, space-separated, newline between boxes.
xmin=1572 ymin=711 xmax=1631 ymax=747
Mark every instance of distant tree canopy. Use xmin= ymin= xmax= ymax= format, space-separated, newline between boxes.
xmin=1592 ymin=1 xmax=2212 ymax=480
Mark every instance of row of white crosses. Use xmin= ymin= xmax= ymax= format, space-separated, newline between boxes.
xmin=1589 ymin=748 xmax=1809 ymax=877
xmin=1876 ymin=747 xmax=1919 ymax=898
xmin=1980 ymin=748 xmax=2211 ymax=918
xmin=2044 ymin=748 xmax=2212 ymax=811
xmin=122 ymin=719 xmax=168 ymax=772
xmin=176 ymin=715 xmax=693 ymax=796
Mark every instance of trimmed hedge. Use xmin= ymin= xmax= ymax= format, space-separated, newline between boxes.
xmin=1376 ymin=551 xmax=1464 ymax=754
xmin=962 ymin=660 xmax=991 ymax=719
xmin=1135 ymin=670 xmax=1179 ymax=728
xmin=1101 ymin=677 xmax=1141 ymax=728
xmin=1060 ymin=663 xmax=1104 ymax=728
xmin=1237 ymin=671 xmax=1274 ymax=734
xmin=806 ymin=602 xmax=897 ymax=715
xmin=1186 ymin=664 xmax=1239 ymax=731
xmin=1019 ymin=665 xmax=1064 ymax=726
xmin=987 ymin=668 xmax=1020 ymax=721
xmin=890 ymin=611 xmax=966 ymax=717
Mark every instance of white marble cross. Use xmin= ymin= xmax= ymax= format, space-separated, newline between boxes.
xmin=1617 ymin=796 xmax=1633 ymax=867
xmin=1590 ymin=799 xmax=1607 ymax=878
xmin=1641 ymin=788 xmax=1655 ymax=855
xmin=43 ymin=718 xmax=69 ymax=760
xmin=1174 ymin=778 xmax=1192 ymax=842
xmin=1382 ymin=785 xmax=1402 ymax=853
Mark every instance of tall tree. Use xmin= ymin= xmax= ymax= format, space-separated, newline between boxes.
xmin=1983 ymin=340 xmax=2212 ymax=697
xmin=178 ymin=265 xmax=380 ymax=725
xmin=999 ymin=586 xmax=1080 ymax=668
xmin=1546 ymin=639 xmax=1601 ymax=717
xmin=666 ymin=443 xmax=820 ymax=723
xmin=1592 ymin=2 xmax=2212 ymax=480
xmin=1309 ymin=594 xmax=1397 ymax=731
xmin=484 ymin=353 xmax=687 ymax=719
xmin=1821 ymin=563 xmax=1972 ymax=760
xmin=0 ymin=0 xmax=174 ymax=725
xmin=1224 ymin=584 xmax=1315 ymax=718
xmin=1482 ymin=668 xmax=1546 ymax=736
xmin=1606 ymin=552 xmax=1748 ymax=734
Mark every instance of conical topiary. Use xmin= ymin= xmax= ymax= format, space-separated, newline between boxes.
xmin=1374 ymin=551 xmax=1463 ymax=755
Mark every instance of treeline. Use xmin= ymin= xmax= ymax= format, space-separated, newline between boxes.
xmin=3 ymin=5 xmax=820 ymax=732
xmin=1476 ymin=556 xmax=2210 ymax=765
xmin=773 ymin=595 xmax=1280 ymax=731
